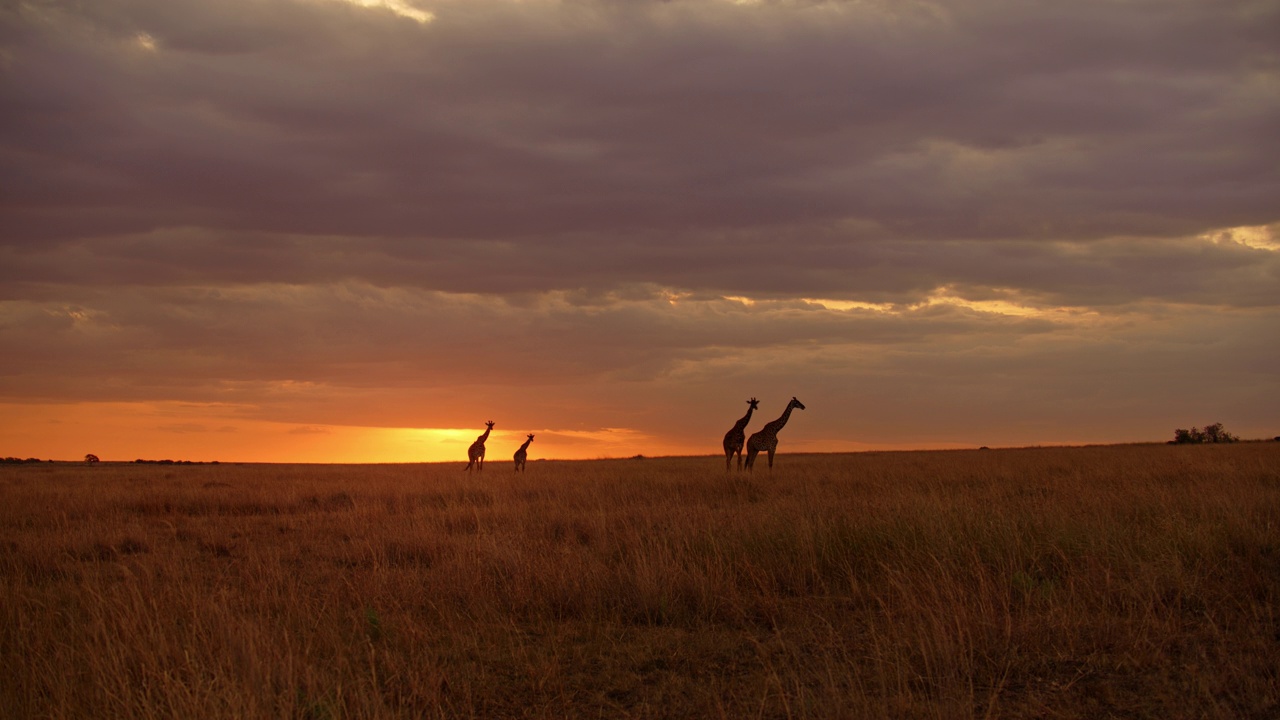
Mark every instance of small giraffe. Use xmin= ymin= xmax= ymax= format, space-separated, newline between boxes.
xmin=464 ymin=421 xmax=495 ymax=472
xmin=722 ymin=397 xmax=760 ymax=471
xmin=744 ymin=397 xmax=805 ymax=471
xmin=513 ymin=433 xmax=534 ymax=472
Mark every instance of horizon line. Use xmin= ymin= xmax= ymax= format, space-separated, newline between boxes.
xmin=10 ymin=439 xmax=1276 ymax=466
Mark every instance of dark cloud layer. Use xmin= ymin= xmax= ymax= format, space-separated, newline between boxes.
xmin=6 ymin=0 xmax=1277 ymax=249
xmin=2 ymin=0 xmax=1278 ymax=453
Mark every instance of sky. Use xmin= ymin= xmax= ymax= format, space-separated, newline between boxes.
xmin=2 ymin=0 xmax=1278 ymax=463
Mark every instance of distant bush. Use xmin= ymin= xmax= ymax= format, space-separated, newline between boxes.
xmin=1171 ymin=422 xmax=1238 ymax=444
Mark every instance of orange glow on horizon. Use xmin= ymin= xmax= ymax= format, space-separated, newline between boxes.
xmin=0 ymin=402 xmax=692 ymax=464
xmin=0 ymin=401 xmax=1147 ymax=465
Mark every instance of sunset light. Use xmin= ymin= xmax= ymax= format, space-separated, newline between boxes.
xmin=1210 ymin=225 xmax=1279 ymax=251
xmin=4 ymin=3 xmax=1278 ymax=715
xmin=2 ymin=0 xmax=1276 ymax=464
xmin=335 ymin=0 xmax=434 ymax=24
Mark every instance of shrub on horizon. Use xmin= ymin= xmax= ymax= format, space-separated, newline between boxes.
xmin=1172 ymin=422 xmax=1239 ymax=444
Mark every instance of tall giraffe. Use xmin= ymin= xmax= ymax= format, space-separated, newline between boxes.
xmin=464 ymin=421 xmax=495 ymax=472
xmin=722 ymin=397 xmax=760 ymax=470
xmin=744 ymin=397 xmax=806 ymax=471
xmin=513 ymin=433 xmax=534 ymax=472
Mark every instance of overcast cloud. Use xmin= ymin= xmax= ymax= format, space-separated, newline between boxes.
xmin=2 ymin=0 xmax=1277 ymax=459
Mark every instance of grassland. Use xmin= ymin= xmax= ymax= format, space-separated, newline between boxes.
xmin=3 ymin=443 xmax=1279 ymax=719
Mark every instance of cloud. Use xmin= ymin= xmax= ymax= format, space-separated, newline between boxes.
xmin=2 ymin=224 xmax=1277 ymax=308
xmin=1 ymin=0 xmax=1277 ymax=453
xmin=4 ymin=0 xmax=1276 ymax=246
xmin=3 ymin=277 xmax=1276 ymax=433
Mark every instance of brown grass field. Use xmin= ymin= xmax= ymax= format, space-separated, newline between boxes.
xmin=3 ymin=443 xmax=1279 ymax=719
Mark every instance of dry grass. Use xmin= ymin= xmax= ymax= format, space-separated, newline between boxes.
xmin=3 ymin=444 xmax=1279 ymax=718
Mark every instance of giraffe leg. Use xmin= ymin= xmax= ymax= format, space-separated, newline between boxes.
xmin=745 ymin=447 xmax=758 ymax=470
xmin=767 ymin=449 xmax=775 ymax=469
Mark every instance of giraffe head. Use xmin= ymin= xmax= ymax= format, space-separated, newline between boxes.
xmin=526 ymin=434 xmax=535 ymax=442
xmin=790 ymin=397 xmax=806 ymax=410
xmin=747 ymin=397 xmax=759 ymax=410
xmin=485 ymin=421 xmax=495 ymax=430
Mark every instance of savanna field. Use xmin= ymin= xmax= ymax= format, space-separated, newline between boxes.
xmin=3 ymin=444 xmax=1278 ymax=719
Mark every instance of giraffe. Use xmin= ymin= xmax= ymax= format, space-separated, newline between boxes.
xmin=744 ymin=397 xmax=805 ymax=471
xmin=463 ymin=421 xmax=495 ymax=472
xmin=513 ymin=433 xmax=534 ymax=472
xmin=722 ymin=397 xmax=760 ymax=470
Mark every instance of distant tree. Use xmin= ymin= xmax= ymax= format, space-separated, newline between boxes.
xmin=84 ymin=454 xmax=100 ymax=464
xmin=1201 ymin=423 xmax=1237 ymax=443
xmin=1172 ymin=423 xmax=1238 ymax=444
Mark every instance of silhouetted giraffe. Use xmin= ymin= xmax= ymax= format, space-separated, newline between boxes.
xmin=744 ymin=397 xmax=805 ymax=471
xmin=722 ymin=397 xmax=759 ymax=470
xmin=513 ymin=433 xmax=534 ymax=472
xmin=464 ymin=421 xmax=495 ymax=472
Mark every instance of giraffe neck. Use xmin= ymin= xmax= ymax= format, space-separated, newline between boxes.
xmin=769 ymin=404 xmax=795 ymax=433
xmin=734 ymin=406 xmax=755 ymax=431
xmin=478 ymin=428 xmax=492 ymax=443
xmin=519 ymin=439 xmax=532 ymax=451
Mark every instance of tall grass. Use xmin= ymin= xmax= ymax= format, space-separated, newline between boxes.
xmin=2 ymin=444 xmax=1278 ymax=718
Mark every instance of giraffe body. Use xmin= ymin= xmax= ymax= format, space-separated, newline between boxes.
xmin=514 ymin=434 xmax=534 ymax=472
xmin=464 ymin=421 xmax=495 ymax=472
xmin=745 ymin=397 xmax=805 ymax=471
xmin=722 ymin=397 xmax=759 ymax=470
